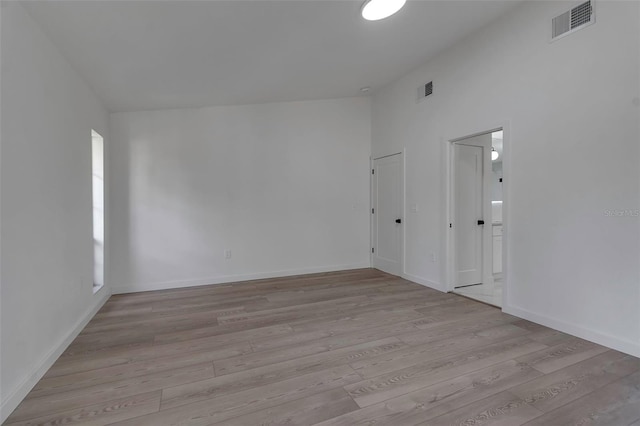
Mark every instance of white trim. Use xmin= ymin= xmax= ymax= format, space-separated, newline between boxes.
xmin=372 ymin=153 xmax=401 ymax=161
xmin=503 ymin=303 xmax=640 ymax=359
xmin=500 ymin=122 xmax=512 ymax=309
xmin=443 ymin=135 xmax=453 ymax=293
xmin=401 ymin=272 xmax=445 ymax=292
xmin=369 ymin=155 xmax=373 ymax=267
xmin=401 ymin=149 xmax=407 ymax=277
xmin=112 ymin=263 xmax=372 ymax=294
xmin=0 ymin=289 xmax=111 ymax=423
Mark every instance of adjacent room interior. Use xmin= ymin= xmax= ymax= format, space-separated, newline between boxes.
xmin=2 ymin=0 xmax=640 ymax=424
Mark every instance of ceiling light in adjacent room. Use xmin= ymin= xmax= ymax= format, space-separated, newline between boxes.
xmin=361 ymin=0 xmax=407 ymax=21
xmin=491 ymin=147 xmax=499 ymax=161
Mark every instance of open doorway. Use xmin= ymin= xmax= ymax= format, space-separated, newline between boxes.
xmin=449 ymin=129 xmax=503 ymax=307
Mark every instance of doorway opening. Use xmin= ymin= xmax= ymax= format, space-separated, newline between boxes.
xmin=449 ymin=129 xmax=503 ymax=307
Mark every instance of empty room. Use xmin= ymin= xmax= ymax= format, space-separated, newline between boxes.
xmin=1 ymin=0 xmax=640 ymax=424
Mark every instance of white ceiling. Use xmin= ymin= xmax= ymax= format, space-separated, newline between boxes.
xmin=24 ymin=1 xmax=519 ymax=112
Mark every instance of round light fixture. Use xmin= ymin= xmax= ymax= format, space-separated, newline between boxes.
xmin=491 ymin=147 xmax=499 ymax=161
xmin=361 ymin=0 xmax=407 ymax=21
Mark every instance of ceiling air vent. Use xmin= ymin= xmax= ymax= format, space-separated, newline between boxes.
xmin=552 ymin=0 xmax=594 ymax=40
xmin=417 ymin=81 xmax=433 ymax=102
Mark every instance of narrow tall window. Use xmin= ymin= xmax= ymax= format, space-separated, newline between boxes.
xmin=91 ymin=130 xmax=104 ymax=291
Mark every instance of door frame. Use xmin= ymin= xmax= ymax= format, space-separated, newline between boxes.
xmin=444 ymin=125 xmax=510 ymax=309
xmin=370 ymin=150 xmax=406 ymax=276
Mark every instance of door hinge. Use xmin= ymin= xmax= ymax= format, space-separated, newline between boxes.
xmin=372 ymin=247 xmax=375 ymax=253
xmin=372 ymin=208 xmax=375 ymax=214
xmin=372 ymin=169 xmax=375 ymax=175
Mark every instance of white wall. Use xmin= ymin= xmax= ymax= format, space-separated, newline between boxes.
xmin=0 ymin=3 xmax=111 ymax=421
xmin=109 ymin=98 xmax=371 ymax=293
xmin=372 ymin=1 xmax=640 ymax=356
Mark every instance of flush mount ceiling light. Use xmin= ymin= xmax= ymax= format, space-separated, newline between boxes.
xmin=361 ymin=0 xmax=407 ymax=21
xmin=491 ymin=147 xmax=499 ymax=161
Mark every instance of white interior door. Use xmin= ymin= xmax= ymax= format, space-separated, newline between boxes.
xmin=453 ymin=135 xmax=491 ymax=287
xmin=372 ymin=154 xmax=403 ymax=276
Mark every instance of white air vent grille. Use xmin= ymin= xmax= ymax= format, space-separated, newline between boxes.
xmin=552 ymin=10 xmax=571 ymax=39
xmin=552 ymin=1 xmax=594 ymax=40
xmin=571 ymin=1 xmax=592 ymax=28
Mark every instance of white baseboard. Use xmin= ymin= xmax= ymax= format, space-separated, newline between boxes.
xmin=0 ymin=288 xmax=111 ymax=423
xmin=401 ymin=272 xmax=446 ymax=292
xmin=503 ymin=304 xmax=640 ymax=358
xmin=112 ymin=262 xmax=372 ymax=294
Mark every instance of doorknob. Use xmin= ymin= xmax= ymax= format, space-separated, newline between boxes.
xmin=395 ymin=219 xmax=402 ymax=224
xmin=477 ymin=220 xmax=485 ymax=225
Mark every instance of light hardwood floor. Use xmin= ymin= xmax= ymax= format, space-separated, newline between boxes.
xmin=5 ymin=269 xmax=640 ymax=425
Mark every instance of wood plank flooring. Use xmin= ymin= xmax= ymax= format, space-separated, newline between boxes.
xmin=5 ymin=269 xmax=640 ymax=425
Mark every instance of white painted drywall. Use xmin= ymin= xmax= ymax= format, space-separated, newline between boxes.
xmin=109 ymin=98 xmax=371 ymax=293
xmin=372 ymin=1 xmax=640 ymax=355
xmin=0 ymin=3 xmax=111 ymax=421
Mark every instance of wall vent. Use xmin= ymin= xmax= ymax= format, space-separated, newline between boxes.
xmin=417 ymin=81 xmax=433 ymax=102
xmin=424 ymin=81 xmax=433 ymax=97
xmin=552 ymin=1 xmax=594 ymax=40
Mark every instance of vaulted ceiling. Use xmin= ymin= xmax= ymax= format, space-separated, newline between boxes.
xmin=24 ymin=1 xmax=520 ymax=112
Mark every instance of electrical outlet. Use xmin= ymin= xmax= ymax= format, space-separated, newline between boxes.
xmin=430 ymin=253 xmax=436 ymax=262
xmin=224 ymin=249 xmax=232 ymax=260
xmin=411 ymin=203 xmax=419 ymax=213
